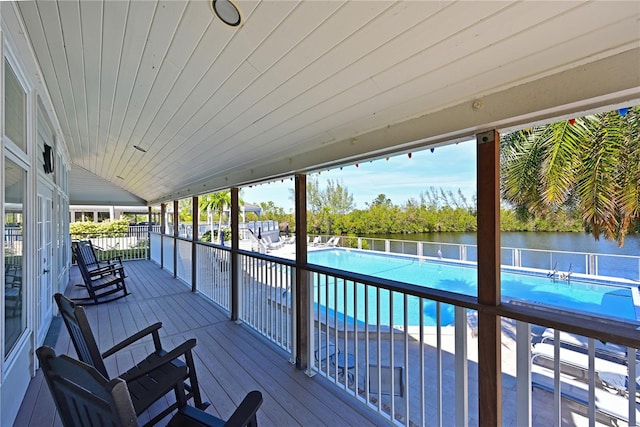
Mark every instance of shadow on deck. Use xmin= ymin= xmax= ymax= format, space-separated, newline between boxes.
xmin=14 ymin=260 xmax=383 ymax=426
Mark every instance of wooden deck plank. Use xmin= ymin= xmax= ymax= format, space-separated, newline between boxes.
xmin=196 ymin=326 xmax=328 ymax=426
xmin=15 ymin=260 xmax=383 ymax=427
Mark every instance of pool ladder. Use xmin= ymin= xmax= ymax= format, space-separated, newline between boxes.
xmin=548 ymin=262 xmax=572 ymax=283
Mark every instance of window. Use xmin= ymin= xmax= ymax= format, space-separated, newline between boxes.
xmin=4 ymin=60 xmax=26 ymax=152
xmin=74 ymin=211 xmax=93 ymax=222
xmin=4 ymin=158 xmax=26 ymax=357
xmin=97 ymin=211 xmax=111 ymax=222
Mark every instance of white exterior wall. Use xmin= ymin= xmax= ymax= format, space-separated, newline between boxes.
xmin=0 ymin=3 xmax=71 ymax=425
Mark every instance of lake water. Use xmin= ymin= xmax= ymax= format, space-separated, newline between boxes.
xmin=361 ymin=232 xmax=640 ymax=281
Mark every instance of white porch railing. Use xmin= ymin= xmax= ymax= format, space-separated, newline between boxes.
xmin=238 ymin=253 xmax=294 ymax=354
xmin=196 ymin=244 xmax=231 ymax=311
xmin=150 ymin=233 xmax=640 ymax=426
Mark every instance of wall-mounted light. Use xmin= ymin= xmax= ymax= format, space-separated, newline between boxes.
xmin=43 ymin=144 xmax=54 ymax=174
xmin=133 ymin=145 xmax=147 ymax=153
xmin=211 ymin=0 xmax=242 ymax=27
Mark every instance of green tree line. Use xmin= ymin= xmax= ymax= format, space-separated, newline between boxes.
xmin=306 ymin=189 xmax=584 ymax=236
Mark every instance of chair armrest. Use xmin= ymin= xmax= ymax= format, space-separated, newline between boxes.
xmin=102 ymin=322 xmax=163 ymax=359
xmin=106 ymin=256 xmax=124 ymax=266
xmin=169 ymin=391 xmax=262 ymax=427
xmin=87 ymin=264 xmax=120 ymax=276
xmin=225 ymin=390 xmax=263 ymax=427
xmin=119 ymin=338 xmax=197 ymax=383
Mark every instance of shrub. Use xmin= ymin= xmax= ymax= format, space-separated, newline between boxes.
xmin=70 ymin=220 xmax=129 ymax=238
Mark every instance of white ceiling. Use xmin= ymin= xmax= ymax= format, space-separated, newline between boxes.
xmin=14 ymin=0 xmax=640 ymax=206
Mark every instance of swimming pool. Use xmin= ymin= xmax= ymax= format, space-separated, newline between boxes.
xmin=308 ymin=248 xmax=639 ymax=327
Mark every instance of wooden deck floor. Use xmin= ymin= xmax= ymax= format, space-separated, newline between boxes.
xmin=14 ymin=260 xmax=384 ymax=427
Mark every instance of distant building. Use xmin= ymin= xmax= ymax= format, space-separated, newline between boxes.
xmin=69 ymin=205 xmax=154 ymax=224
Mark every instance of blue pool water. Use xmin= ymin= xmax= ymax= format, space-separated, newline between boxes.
xmin=308 ymin=249 xmax=638 ymax=327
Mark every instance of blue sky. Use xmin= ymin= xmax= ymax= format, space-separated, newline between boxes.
xmin=242 ymin=139 xmax=477 ymax=213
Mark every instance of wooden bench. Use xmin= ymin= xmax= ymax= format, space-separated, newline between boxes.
xmin=72 ymin=240 xmax=129 ymax=304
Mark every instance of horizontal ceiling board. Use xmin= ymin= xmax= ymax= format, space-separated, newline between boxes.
xmin=78 ymin=0 xmax=102 ymax=173
xmin=100 ymin=0 xmax=156 ymax=178
xmin=124 ymin=61 xmax=261 ymax=184
xmin=110 ymin=1 xmax=188 ymax=178
xmin=16 ymin=3 xmax=71 ymax=145
xmin=244 ymin=1 xmax=346 ymax=73
xmin=165 ymin=2 xmax=213 ymax=68
xmin=219 ymin=6 xmax=637 ymax=159
xmin=193 ymin=2 xmax=499 ymax=156
xmin=144 ymin=0 xmax=390 ymax=167
xmin=57 ymin=0 xmax=89 ymax=168
xmin=235 ymin=0 xmax=298 ymax=58
xmin=130 ymin=6 xmax=219 ymax=165
xmin=95 ymin=0 xmax=128 ymax=175
xmin=27 ymin=1 xmax=80 ymax=161
xmin=201 ymin=2 xmax=440 ymax=153
xmin=107 ymin=19 xmax=168 ymax=178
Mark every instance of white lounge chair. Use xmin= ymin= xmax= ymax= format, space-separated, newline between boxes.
xmin=532 ymin=343 xmax=633 ymax=393
xmin=531 ymin=365 xmax=640 ymax=424
xmin=541 ymin=328 xmax=632 ymax=362
xmin=264 ymin=236 xmax=283 ymax=249
xmin=325 ymin=236 xmax=340 ymax=247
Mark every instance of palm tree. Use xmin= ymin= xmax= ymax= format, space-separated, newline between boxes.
xmin=501 ymin=106 xmax=640 ymax=246
xmin=199 ymin=191 xmax=231 ymax=241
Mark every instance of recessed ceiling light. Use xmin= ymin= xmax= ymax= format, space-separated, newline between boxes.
xmin=211 ymin=0 xmax=242 ymax=27
xmin=133 ymin=145 xmax=147 ymax=153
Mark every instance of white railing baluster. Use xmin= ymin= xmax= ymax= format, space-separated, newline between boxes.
xmin=364 ymin=284 xmax=370 ymax=405
xmin=629 ymin=348 xmax=637 ymax=426
xmin=353 ymin=280 xmax=359 ymax=396
xmin=335 ymin=275 xmax=340 ymax=382
xmin=553 ymin=330 xmax=561 ymax=426
xmin=376 ymin=287 xmax=382 ymax=413
xmin=454 ymin=306 xmax=467 ymax=427
xmin=516 ymin=320 xmax=531 ymax=427
xmin=389 ymin=291 xmax=395 ymax=419
xmin=420 ymin=298 xmax=425 ymax=427
xmin=342 ymin=278 xmax=348 ymax=389
xmin=288 ymin=266 xmax=293 ymax=352
xmin=587 ymin=338 xmax=596 ymax=427
xmin=403 ymin=293 xmax=409 ymax=426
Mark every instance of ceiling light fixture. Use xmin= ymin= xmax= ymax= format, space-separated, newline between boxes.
xmin=133 ymin=145 xmax=147 ymax=153
xmin=211 ymin=0 xmax=242 ymax=27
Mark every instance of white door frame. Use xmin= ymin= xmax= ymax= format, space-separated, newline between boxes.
xmin=36 ymin=181 xmax=54 ymax=346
